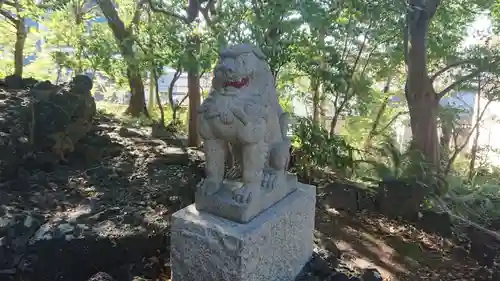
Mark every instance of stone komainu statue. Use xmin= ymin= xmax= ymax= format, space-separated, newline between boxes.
xmin=197 ymin=44 xmax=292 ymax=208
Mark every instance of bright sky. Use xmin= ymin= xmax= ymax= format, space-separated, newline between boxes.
xmin=462 ymin=13 xmax=493 ymax=48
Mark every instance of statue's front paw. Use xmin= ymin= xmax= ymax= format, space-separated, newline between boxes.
xmin=201 ymin=179 xmax=221 ymax=196
xmin=232 ymin=184 xmax=257 ymax=204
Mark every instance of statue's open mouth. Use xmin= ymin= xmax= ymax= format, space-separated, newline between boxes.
xmin=223 ymin=77 xmax=249 ymax=89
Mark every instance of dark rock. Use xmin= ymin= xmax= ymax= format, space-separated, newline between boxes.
xmin=118 ymin=127 xmax=143 ymax=138
xmin=309 ymin=252 xmax=334 ymax=278
xmin=329 ymin=272 xmax=353 ymax=281
xmin=70 ymin=74 xmax=93 ymax=94
xmin=360 ymin=268 xmax=383 ymax=281
xmin=87 ymin=272 xmax=116 ymax=281
xmin=323 ymin=182 xmax=359 ymax=212
xmin=0 ymin=212 xmax=44 ymax=270
xmin=377 ymin=180 xmax=425 ymax=221
xmin=32 ymin=80 xmax=56 ymax=92
xmin=473 ymin=267 xmax=493 ymax=281
xmin=21 ymin=78 xmax=38 ymax=89
xmin=488 ymin=218 xmax=500 ymax=230
xmin=323 ymin=182 xmax=377 ymax=213
xmin=357 ymin=190 xmax=376 ymax=212
xmin=28 ymin=76 xmax=96 ymax=161
xmin=468 ymin=227 xmax=499 ymax=267
xmin=417 ymin=210 xmax=452 ymax=237
xmin=24 ymin=227 xmax=167 ymax=281
xmin=0 ymin=76 xmax=97 ymax=179
xmin=4 ymin=75 xmax=23 ymax=89
xmin=451 ymin=245 xmax=469 ymax=259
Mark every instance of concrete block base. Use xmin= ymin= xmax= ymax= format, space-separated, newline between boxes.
xmin=170 ymin=183 xmax=316 ymax=281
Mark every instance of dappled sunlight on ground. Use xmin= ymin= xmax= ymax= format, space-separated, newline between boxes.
xmin=315 ymin=202 xmax=485 ymax=281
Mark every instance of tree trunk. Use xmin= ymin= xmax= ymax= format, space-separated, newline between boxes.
xmin=187 ymin=34 xmax=201 ymax=147
xmin=439 ymin=122 xmax=452 ymax=163
xmin=148 ymin=69 xmax=155 ymax=111
xmin=97 ymin=0 xmax=148 ymax=117
xmin=311 ymin=79 xmax=320 ymax=123
xmin=153 ymin=68 xmax=165 ymax=126
xmin=330 ymin=112 xmax=340 ymax=135
xmin=468 ymin=81 xmax=482 ymax=181
xmin=407 ymin=81 xmax=440 ymax=167
xmin=126 ymin=67 xmax=148 ymax=117
xmin=364 ymin=74 xmax=393 ymax=148
xmin=14 ymin=17 xmax=26 ymax=77
xmin=405 ymin=0 xmax=441 ymax=168
xmin=319 ymin=88 xmax=327 ymax=127
xmin=168 ymin=65 xmax=182 ymax=123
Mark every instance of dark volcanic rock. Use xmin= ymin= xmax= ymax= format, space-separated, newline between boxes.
xmin=377 ymin=179 xmax=425 ymax=221
xmin=0 ymin=212 xmax=44 ymax=270
xmin=4 ymin=75 xmax=23 ymax=89
xmin=417 ymin=210 xmax=452 ymax=237
xmin=467 ymin=226 xmax=500 ymax=267
xmin=323 ymin=182 xmax=376 ymax=213
xmin=360 ymin=268 xmax=383 ymax=281
xmin=87 ymin=272 xmax=116 ymax=281
xmin=0 ymin=75 xmax=96 ymax=180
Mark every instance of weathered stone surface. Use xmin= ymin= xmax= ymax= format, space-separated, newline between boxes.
xmin=0 ymin=75 xmax=96 ymax=181
xmin=195 ymin=172 xmax=298 ymax=223
xmin=416 ymin=210 xmax=452 ymax=237
xmin=197 ymin=44 xmax=292 ymax=216
xmin=171 ymin=183 xmax=316 ymax=281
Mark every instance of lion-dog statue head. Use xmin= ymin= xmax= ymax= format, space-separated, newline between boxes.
xmin=206 ymin=44 xmax=282 ymax=116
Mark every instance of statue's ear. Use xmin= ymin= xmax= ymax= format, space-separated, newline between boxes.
xmin=251 ymin=46 xmax=266 ymax=60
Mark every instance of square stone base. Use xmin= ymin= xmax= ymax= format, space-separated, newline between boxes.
xmin=170 ymin=183 xmax=316 ymax=281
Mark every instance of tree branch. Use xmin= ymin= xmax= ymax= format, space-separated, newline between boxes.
xmin=0 ymin=0 xmax=15 ymax=7
xmin=426 ymin=0 xmax=441 ymax=19
xmin=129 ymin=0 xmax=146 ymax=31
xmin=147 ymin=0 xmax=190 ymax=24
xmin=438 ymin=68 xmax=483 ymax=98
xmin=0 ymin=8 xmax=18 ymax=24
xmin=199 ymin=0 xmax=217 ymax=25
xmin=430 ymin=59 xmax=478 ymax=82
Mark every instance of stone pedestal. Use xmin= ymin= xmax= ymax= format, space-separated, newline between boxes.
xmin=170 ymin=183 xmax=316 ymax=281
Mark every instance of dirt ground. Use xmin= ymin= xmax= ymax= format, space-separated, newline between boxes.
xmin=315 ymin=197 xmax=498 ymax=281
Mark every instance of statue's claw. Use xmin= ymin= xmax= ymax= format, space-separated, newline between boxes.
xmin=202 ymin=179 xmax=221 ymax=196
xmin=232 ymin=184 xmax=254 ymax=204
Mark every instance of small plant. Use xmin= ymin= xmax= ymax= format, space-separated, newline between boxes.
xmin=291 ymin=116 xmax=356 ymax=182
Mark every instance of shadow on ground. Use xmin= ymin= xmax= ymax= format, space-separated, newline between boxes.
xmin=314 ymin=189 xmax=490 ymax=281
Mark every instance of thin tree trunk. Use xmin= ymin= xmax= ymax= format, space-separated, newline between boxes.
xmin=14 ymin=17 xmax=26 ymax=77
xmin=168 ymin=65 xmax=182 ymax=122
xmin=443 ymin=99 xmax=491 ymax=176
xmin=187 ymin=34 xmax=201 ymax=147
xmin=311 ymin=79 xmax=320 ymax=123
xmin=440 ymin=121 xmax=452 ymax=163
xmin=56 ymin=65 xmax=62 ymax=84
xmin=468 ymin=77 xmax=482 ymax=181
xmin=330 ymin=112 xmax=340 ymax=135
xmin=153 ymin=68 xmax=165 ymax=126
xmin=364 ymin=74 xmax=394 ymax=148
xmin=148 ymin=70 xmax=155 ymax=111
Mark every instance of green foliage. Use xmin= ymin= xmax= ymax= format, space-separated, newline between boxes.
xmin=292 ymin=116 xmax=356 ymax=180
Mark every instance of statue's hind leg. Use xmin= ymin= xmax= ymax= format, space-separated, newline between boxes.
xmin=233 ymin=141 xmax=267 ymax=203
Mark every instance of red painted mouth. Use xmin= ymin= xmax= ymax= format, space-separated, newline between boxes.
xmin=223 ymin=77 xmax=249 ymax=89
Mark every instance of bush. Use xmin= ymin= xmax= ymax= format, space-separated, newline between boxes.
xmin=291 ymin=116 xmax=356 ymax=182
